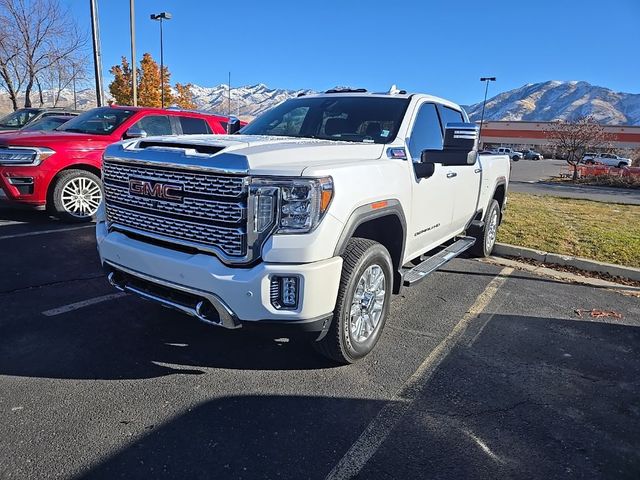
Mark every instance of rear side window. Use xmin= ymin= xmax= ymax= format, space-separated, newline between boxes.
xmin=134 ymin=115 xmax=173 ymax=136
xmin=438 ymin=106 xmax=464 ymax=129
xmin=179 ymin=116 xmax=212 ymax=135
xmin=408 ymin=103 xmax=443 ymax=160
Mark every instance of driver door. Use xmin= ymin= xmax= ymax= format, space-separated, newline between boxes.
xmin=405 ymin=102 xmax=456 ymax=259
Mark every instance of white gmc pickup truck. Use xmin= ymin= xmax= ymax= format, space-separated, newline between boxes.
xmin=96 ymin=88 xmax=511 ymax=363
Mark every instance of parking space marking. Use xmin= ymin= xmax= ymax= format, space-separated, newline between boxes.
xmin=325 ymin=266 xmax=514 ymax=480
xmin=0 ymin=220 xmax=27 ymax=227
xmin=42 ymin=292 xmax=127 ymax=317
xmin=0 ymin=224 xmax=94 ymax=240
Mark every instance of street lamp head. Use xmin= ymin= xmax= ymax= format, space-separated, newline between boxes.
xmin=150 ymin=12 xmax=172 ymax=20
xmin=480 ymin=77 xmax=496 ymax=82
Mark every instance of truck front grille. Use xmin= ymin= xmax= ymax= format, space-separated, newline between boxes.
xmin=103 ymin=159 xmax=248 ymax=258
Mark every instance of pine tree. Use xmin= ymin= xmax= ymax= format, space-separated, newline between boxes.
xmin=108 ymin=56 xmax=133 ymax=105
xmin=174 ymin=83 xmax=197 ymax=110
xmin=161 ymin=66 xmax=174 ymax=107
xmin=137 ymin=53 xmax=162 ymax=107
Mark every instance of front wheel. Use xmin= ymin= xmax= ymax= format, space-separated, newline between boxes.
xmin=618 ymin=162 xmax=627 ymax=169
xmin=49 ymin=169 xmax=103 ymax=223
xmin=470 ymin=199 xmax=501 ymax=257
xmin=313 ymin=238 xmax=393 ymax=364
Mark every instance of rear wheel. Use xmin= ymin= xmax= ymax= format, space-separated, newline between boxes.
xmin=470 ymin=199 xmax=501 ymax=257
xmin=313 ymin=238 xmax=393 ymax=364
xmin=49 ymin=169 xmax=103 ymax=222
xmin=618 ymin=162 xmax=627 ymax=169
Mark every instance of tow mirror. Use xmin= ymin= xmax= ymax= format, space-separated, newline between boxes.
xmin=421 ymin=123 xmax=478 ymax=166
xmin=124 ymin=126 xmax=147 ymax=139
xmin=227 ymin=116 xmax=241 ymax=134
xmin=414 ymin=161 xmax=435 ymax=179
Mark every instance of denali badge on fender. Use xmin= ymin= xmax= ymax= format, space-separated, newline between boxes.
xmin=128 ymin=177 xmax=184 ymax=203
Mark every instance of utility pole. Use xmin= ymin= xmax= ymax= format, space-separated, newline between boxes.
xmin=478 ymin=77 xmax=496 ymax=148
xmin=130 ymin=0 xmax=137 ymax=106
xmin=89 ymin=0 xmax=104 ymax=107
xmin=150 ymin=12 xmax=172 ymax=108
xmin=228 ymin=71 xmax=231 ymax=118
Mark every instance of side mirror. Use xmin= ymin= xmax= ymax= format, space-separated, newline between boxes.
xmin=227 ymin=116 xmax=241 ymax=134
xmin=421 ymin=122 xmax=479 ymax=166
xmin=414 ymin=161 xmax=435 ymax=179
xmin=124 ymin=126 xmax=147 ymax=139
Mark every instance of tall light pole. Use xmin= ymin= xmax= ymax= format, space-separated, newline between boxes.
xmin=130 ymin=0 xmax=137 ymax=106
xmin=478 ymin=77 xmax=496 ymax=148
xmin=89 ymin=0 xmax=104 ymax=107
xmin=150 ymin=12 xmax=172 ymax=108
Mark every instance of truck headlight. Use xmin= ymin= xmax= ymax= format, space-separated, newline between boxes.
xmin=251 ymin=177 xmax=334 ymax=234
xmin=0 ymin=147 xmax=55 ymax=166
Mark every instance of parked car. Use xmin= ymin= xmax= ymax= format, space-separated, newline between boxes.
xmin=17 ymin=115 xmax=75 ymax=132
xmin=493 ymin=147 xmax=523 ymax=161
xmin=581 ymin=152 xmax=631 ymax=168
xmin=522 ymin=149 xmax=543 ymax=160
xmin=97 ymin=88 xmax=511 ymax=363
xmin=0 ymin=106 xmax=234 ymax=221
xmin=0 ymin=107 xmax=79 ymax=132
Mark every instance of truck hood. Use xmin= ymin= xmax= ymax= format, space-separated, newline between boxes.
xmin=0 ymin=130 xmax=113 ymax=150
xmin=128 ymin=134 xmax=387 ymax=175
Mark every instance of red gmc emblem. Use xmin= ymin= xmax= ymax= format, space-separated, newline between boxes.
xmin=129 ymin=177 xmax=184 ymax=203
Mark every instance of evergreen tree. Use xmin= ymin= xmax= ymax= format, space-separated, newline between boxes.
xmin=174 ymin=82 xmax=197 ymax=110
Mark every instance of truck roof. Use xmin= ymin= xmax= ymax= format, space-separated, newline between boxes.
xmin=300 ymin=90 xmax=463 ymax=112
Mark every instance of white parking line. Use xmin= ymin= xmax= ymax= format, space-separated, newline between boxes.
xmin=42 ymin=292 xmax=127 ymax=317
xmin=0 ymin=224 xmax=93 ymax=240
xmin=325 ymin=266 xmax=514 ymax=480
xmin=0 ymin=220 xmax=26 ymax=226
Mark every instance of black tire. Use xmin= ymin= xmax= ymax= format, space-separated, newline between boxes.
xmin=618 ymin=162 xmax=627 ymax=169
xmin=48 ymin=169 xmax=103 ymax=223
xmin=313 ymin=238 xmax=393 ymax=364
xmin=470 ymin=199 xmax=501 ymax=257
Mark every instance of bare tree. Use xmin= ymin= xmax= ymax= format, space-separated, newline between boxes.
xmin=544 ymin=116 xmax=613 ymax=180
xmin=38 ymin=53 xmax=88 ymax=107
xmin=0 ymin=0 xmax=86 ymax=109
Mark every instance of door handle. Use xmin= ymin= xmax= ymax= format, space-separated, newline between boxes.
xmin=446 ymin=172 xmax=457 ymax=178
xmin=474 ymin=168 xmax=482 ymax=174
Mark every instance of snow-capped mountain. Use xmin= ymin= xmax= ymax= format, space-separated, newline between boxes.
xmin=464 ymin=80 xmax=640 ymax=125
xmin=189 ymin=83 xmax=313 ymax=118
xmin=2 ymin=80 xmax=638 ymax=125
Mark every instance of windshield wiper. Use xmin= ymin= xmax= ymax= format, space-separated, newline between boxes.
xmin=60 ymin=128 xmax=89 ymax=134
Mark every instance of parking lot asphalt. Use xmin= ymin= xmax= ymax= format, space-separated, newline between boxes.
xmin=1 ymin=208 xmax=639 ymax=480
xmin=508 ymin=159 xmax=640 ymax=205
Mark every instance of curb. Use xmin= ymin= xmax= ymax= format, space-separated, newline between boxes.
xmin=493 ymin=243 xmax=640 ymax=282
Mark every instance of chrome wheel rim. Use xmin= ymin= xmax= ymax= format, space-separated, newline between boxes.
xmin=60 ymin=176 xmax=102 ymax=218
xmin=485 ymin=209 xmax=499 ymax=252
xmin=349 ymin=264 xmax=386 ymax=343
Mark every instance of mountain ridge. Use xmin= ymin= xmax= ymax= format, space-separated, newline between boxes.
xmin=1 ymin=80 xmax=638 ymax=125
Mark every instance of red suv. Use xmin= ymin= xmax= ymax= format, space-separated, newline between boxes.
xmin=0 ymin=106 xmax=232 ymax=221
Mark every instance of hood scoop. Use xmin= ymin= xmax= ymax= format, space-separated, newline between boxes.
xmin=138 ymin=140 xmax=226 ymax=156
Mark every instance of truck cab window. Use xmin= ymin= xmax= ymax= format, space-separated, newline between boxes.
xmin=408 ymin=103 xmax=443 ymax=161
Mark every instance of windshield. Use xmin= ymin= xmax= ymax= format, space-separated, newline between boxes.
xmin=0 ymin=109 xmax=39 ymax=128
xmin=22 ymin=117 xmax=71 ymax=131
xmin=240 ymin=96 xmax=410 ymax=144
xmin=57 ymin=107 xmax=135 ymax=135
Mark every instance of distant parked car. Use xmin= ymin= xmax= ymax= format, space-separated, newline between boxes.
xmin=581 ymin=152 xmax=631 ymax=168
xmin=18 ymin=115 xmax=75 ymax=132
xmin=493 ymin=147 xmax=523 ymax=161
xmin=522 ymin=149 xmax=544 ymax=160
xmin=0 ymin=107 xmax=80 ymax=132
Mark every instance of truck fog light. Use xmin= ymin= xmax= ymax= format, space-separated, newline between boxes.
xmin=270 ymin=275 xmax=299 ymax=309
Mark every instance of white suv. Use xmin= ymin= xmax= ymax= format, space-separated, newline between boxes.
xmin=96 ymin=88 xmax=511 ymax=363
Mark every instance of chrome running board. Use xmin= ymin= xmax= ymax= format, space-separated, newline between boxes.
xmin=403 ymin=236 xmax=476 ymax=286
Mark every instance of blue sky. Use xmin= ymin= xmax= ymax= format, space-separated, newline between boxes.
xmin=67 ymin=0 xmax=640 ymax=105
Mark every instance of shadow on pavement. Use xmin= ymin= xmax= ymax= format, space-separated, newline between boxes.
xmin=358 ymin=313 xmax=640 ymax=479
xmin=0 ymin=294 xmax=338 ymax=380
xmin=74 ymin=394 xmax=387 ymax=480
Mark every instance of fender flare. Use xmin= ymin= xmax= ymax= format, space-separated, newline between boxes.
xmin=333 ymin=199 xmax=407 ymax=293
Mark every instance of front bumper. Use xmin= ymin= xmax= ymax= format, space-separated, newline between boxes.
xmin=96 ymin=221 xmax=343 ymax=333
xmin=0 ymin=166 xmax=48 ymax=207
